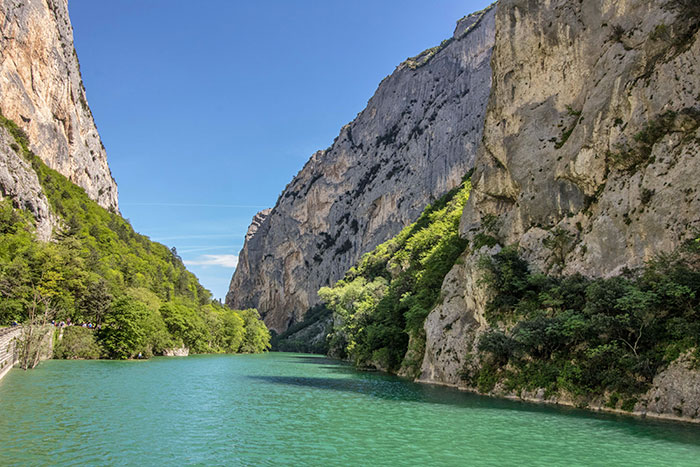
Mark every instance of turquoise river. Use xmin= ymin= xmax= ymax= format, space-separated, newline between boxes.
xmin=1 ymin=353 xmax=699 ymax=465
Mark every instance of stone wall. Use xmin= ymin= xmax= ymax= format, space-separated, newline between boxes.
xmin=0 ymin=326 xmax=22 ymax=381
xmin=0 ymin=325 xmax=54 ymax=382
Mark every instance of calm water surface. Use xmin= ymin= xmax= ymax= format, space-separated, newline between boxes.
xmin=0 ymin=353 xmax=699 ymax=466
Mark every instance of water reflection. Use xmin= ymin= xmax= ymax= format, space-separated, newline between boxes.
xmin=258 ymin=353 xmax=700 ymax=448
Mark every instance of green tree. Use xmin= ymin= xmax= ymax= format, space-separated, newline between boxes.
xmin=99 ymin=297 xmax=149 ymax=359
xmin=219 ymin=307 xmax=245 ymax=352
xmin=317 ymin=177 xmax=471 ymax=372
xmin=239 ymin=309 xmax=271 ymax=353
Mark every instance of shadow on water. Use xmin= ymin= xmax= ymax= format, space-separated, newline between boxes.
xmin=316 ymin=365 xmax=362 ymax=374
xmin=251 ymin=355 xmax=700 ymax=447
xmin=286 ymin=355 xmax=338 ymax=365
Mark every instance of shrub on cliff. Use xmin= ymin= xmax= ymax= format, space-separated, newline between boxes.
xmin=472 ymin=239 xmax=700 ymax=405
xmin=320 ymin=176 xmax=471 ymax=373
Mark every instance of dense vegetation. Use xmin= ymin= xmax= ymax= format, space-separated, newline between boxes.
xmin=319 ymin=176 xmax=471 ymax=375
xmin=0 ymin=115 xmax=270 ymax=358
xmin=465 ymin=240 xmax=700 ymax=410
xmin=271 ymin=304 xmax=332 ymax=354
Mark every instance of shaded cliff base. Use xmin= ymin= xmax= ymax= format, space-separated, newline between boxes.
xmin=421 ymin=360 xmax=700 ymax=426
xmin=271 ymin=305 xmax=332 ymax=355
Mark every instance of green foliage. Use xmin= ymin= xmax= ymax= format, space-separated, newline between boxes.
xmin=566 ymin=106 xmax=582 ymax=117
xmin=554 ymin=115 xmax=581 ymax=149
xmin=609 ymin=109 xmax=700 ymax=171
xmin=649 ymin=24 xmax=670 ymax=41
xmin=217 ymin=307 xmax=247 ymax=353
xmin=476 ymin=363 xmax=499 ymax=393
xmin=478 ymin=246 xmax=533 ymax=324
xmin=632 ymin=111 xmax=677 ymax=158
xmin=0 ymin=114 xmax=31 ymax=152
xmin=609 ymin=24 xmax=626 ymax=43
xmin=542 ymin=228 xmax=573 ymax=269
xmin=319 ymin=178 xmax=471 ymax=372
xmin=272 ymin=304 xmax=332 ymax=354
xmin=621 ymin=397 xmax=638 ymax=412
xmin=159 ymin=301 xmax=208 ymax=352
xmin=54 ymin=326 xmax=102 ymax=359
xmin=99 ymin=297 xmax=149 ymax=359
xmin=0 ymin=115 xmax=270 ymax=358
xmin=238 ymin=308 xmax=271 ymax=353
xmin=554 ymin=107 xmax=583 ymax=150
xmin=473 ymin=242 xmax=700 ymax=401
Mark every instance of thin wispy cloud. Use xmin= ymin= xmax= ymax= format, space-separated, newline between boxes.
xmin=179 ymin=245 xmax=241 ymax=254
xmin=184 ymin=254 xmax=239 ymax=268
xmin=122 ymin=202 xmax=268 ymax=208
xmin=154 ymin=234 xmax=239 ymax=241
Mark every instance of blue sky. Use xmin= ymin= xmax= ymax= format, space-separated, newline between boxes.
xmin=68 ymin=0 xmax=493 ymax=300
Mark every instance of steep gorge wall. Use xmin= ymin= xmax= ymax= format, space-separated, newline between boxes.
xmin=0 ymin=122 xmax=52 ymax=239
xmin=228 ymin=5 xmax=496 ymax=333
xmin=420 ymin=0 xmax=700 ymax=421
xmin=0 ymin=0 xmax=118 ymax=210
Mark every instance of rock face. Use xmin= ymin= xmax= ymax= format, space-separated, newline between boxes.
xmin=641 ymin=352 xmax=700 ymax=420
xmin=162 ymin=347 xmax=189 ymax=357
xmin=227 ymin=5 xmax=497 ymax=333
xmin=420 ymin=0 xmax=700 ymax=421
xmin=0 ymin=0 xmax=118 ymax=210
xmin=0 ymin=125 xmax=53 ymax=240
xmin=420 ymin=246 xmax=496 ymax=386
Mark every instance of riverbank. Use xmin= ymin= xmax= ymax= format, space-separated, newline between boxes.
xmin=278 ymin=347 xmax=700 ymax=425
xmin=417 ymin=376 xmax=700 ymax=426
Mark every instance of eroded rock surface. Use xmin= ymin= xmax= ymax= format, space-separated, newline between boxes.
xmin=0 ymin=125 xmax=53 ymax=240
xmin=640 ymin=353 xmax=700 ymax=421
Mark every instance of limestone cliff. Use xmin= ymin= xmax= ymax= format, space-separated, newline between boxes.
xmin=420 ymin=0 xmax=700 ymax=422
xmin=0 ymin=0 xmax=118 ymax=210
xmin=227 ymin=5 xmax=496 ymax=333
xmin=0 ymin=123 xmax=52 ymax=239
